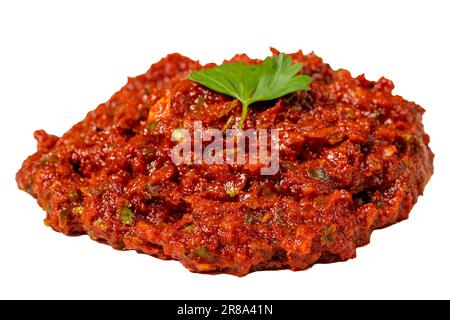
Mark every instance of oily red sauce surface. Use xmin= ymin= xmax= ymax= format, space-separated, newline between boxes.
xmin=16 ymin=50 xmax=434 ymax=275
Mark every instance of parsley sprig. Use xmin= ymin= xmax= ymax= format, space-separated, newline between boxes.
xmin=189 ymin=53 xmax=312 ymax=127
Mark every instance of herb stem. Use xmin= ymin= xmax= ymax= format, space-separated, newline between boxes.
xmin=239 ymin=102 xmax=249 ymax=128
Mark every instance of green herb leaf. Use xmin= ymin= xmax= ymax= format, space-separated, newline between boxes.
xmin=189 ymin=53 xmax=312 ymax=127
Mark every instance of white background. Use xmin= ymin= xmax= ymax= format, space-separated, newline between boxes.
xmin=0 ymin=0 xmax=449 ymax=300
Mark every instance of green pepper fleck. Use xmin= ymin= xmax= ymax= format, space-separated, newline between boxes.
xmin=374 ymin=109 xmax=384 ymax=118
xmin=307 ymin=168 xmax=329 ymax=181
xmin=142 ymin=146 xmax=156 ymax=156
xmin=281 ymin=161 xmax=295 ymax=170
xmin=320 ymin=226 xmax=334 ymax=244
xmin=193 ymin=246 xmax=210 ymax=259
xmin=121 ymin=205 xmax=134 ymax=225
xmin=225 ymin=182 xmax=237 ymax=198
xmin=39 ymin=152 xmax=59 ymax=167
xmin=402 ymin=133 xmax=415 ymax=143
xmin=93 ymin=220 xmax=108 ymax=232
xmin=68 ymin=190 xmax=80 ymax=203
xmin=197 ymin=95 xmax=205 ymax=106
xmin=144 ymin=184 xmax=159 ymax=200
xmin=59 ymin=210 xmax=68 ymax=227
xmin=147 ymin=121 xmax=159 ymax=132
xmin=72 ymin=206 xmax=84 ymax=216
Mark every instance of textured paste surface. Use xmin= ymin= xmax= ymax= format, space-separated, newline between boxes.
xmin=17 ymin=50 xmax=434 ymax=276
